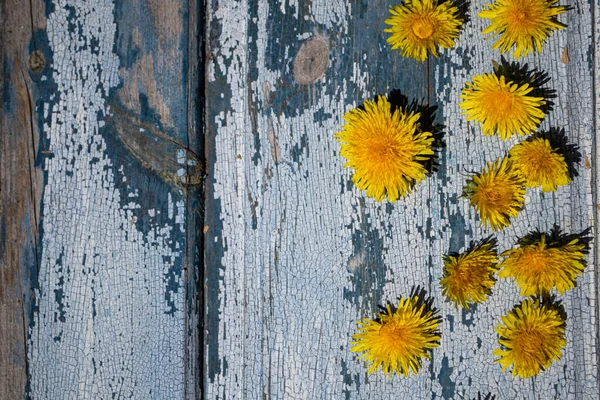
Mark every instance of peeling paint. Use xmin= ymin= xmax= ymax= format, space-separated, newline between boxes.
xmin=28 ymin=1 xmax=186 ymax=398
xmin=207 ymin=0 xmax=598 ymax=399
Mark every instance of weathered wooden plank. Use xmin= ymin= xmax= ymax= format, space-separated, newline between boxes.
xmin=0 ymin=0 xmax=200 ymax=398
xmin=0 ymin=0 xmax=47 ymax=398
xmin=596 ymin=0 xmax=600 ymax=352
xmin=594 ymin=8 xmax=600 ymax=400
xmin=432 ymin=0 xmax=597 ymax=397
xmin=185 ymin=0 xmax=204 ymax=397
xmin=205 ymin=0 xmax=598 ymax=398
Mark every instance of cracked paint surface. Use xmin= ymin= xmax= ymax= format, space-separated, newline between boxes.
xmin=28 ymin=1 xmax=185 ymax=398
xmin=206 ymin=0 xmax=598 ymax=398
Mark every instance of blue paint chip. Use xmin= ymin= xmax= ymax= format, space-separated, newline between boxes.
xmin=438 ymin=356 xmax=456 ymax=400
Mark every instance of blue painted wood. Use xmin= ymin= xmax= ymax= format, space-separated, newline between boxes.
xmin=1 ymin=0 xmax=201 ymax=398
xmin=1 ymin=0 xmax=47 ymax=397
xmin=204 ymin=0 xmax=599 ymax=399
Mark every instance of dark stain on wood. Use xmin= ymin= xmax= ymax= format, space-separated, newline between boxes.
xmin=107 ymin=105 xmax=204 ymax=188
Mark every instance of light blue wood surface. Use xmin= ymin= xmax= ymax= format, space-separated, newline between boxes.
xmin=1 ymin=0 xmax=200 ymax=398
xmin=204 ymin=0 xmax=599 ymax=398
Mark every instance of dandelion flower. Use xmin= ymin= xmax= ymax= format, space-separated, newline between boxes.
xmin=336 ymin=95 xmax=435 ymax=201
xmin=498 ymin=231 xmax=587 ymax=296
xmin=385 ymin=0 xmax=464 ymax=62
xmin=441 ymin=238 xmax=499 ymax=309
xmin=460 ymin=73 xmax=546 ymax=139
xmin=480 ymin=0 xmax=568 ymax=59
xmin=509 ymin=137 xmax=571 ymax=191
xmin=463 ymin=158 xmax=526 ymax=231
xmin=350 ymin=295 xmax=441 ymax=376
xmin=493 ymin=297 xmax=566 ymax=378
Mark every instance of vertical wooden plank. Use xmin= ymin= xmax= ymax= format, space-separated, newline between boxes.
xmin=432 ymin=0 xmax=597 ymax=397
xmin=205 ymin=0 xmax=598 ymax=398
xmin=0 ymin=0 xmax=47 ymax=398
xmin=185 ymin=0 xmax=204 ymax=398
xmin=594 ymin=0 xmax=600 ymax=390
xmin=205 ymin=0 xmax=432 ymax=397
xmin=0 ymin=0 xmax=199 ymax=398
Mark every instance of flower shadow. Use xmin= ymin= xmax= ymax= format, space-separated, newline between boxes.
xmin=386 ymin=89 xmax=446 ymax=175
xmin=492 ymin=57 xmax=557 ymax=115
xmin=531 ymin=127 xmax=582 ymax=180
xmin=375 ymin=285 xmax=441 ymax=326
xmin=473 ymin=393 xmax=496 ymax=400
xmin=453 ymin=0 xmax=472 ymax=26
xmin=446 ymin=235 xmax=497 ymax=258
xmin=523 ymin=294 xmax=568 ymax=326
xmin=518 ymin=225 xmax=592 ymax=254
xmin=517 ymin=225 xmax=592 ymax=292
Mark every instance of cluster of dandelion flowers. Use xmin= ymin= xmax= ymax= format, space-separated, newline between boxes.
xmin=336 ymin=96 xmax=435 ymax=202
xmin=350 ymin=296 xmax=441 ymax=376
xmin=462 ymin=158 xmax=526 ymax=231
xmin=498 ymin=232 xmax=586 ymax=296
xmin=509 ymin=137 xmax=571 ymax=192
xmin=480 ymin=0 xmax=568 ymax=59
xmin=440 ymin=238 xmax=499 ymax=309
xmin=494 ymin=297 xmax=566 ymax=378
xmin=385 ymin=0 xmax=464 ymax=62
xmin=460 ymin=73 xmax=546 ymax=140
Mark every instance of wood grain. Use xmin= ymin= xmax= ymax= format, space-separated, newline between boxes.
xmin=595 ymin=0 xmax=600 ymax=368
xmin=204 ymin=1 xmax=598 ymax=398
xmin=1 ymin=0 xmax=200 ymax=398
xmin=0 ymin=0 xmax=46 ymax=398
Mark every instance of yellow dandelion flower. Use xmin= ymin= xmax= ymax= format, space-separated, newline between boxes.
xmin=385 ymin=0 xmax=464 ymax=62
xmin=336 ymin=95 xmax=435 ymax=201
xmin=480 ymin=0 xmax=568 ymax=59
xmin=440 ymin=238 xmax=499 ymax=309
xmin=493 ymin=297 xmax=566 ymax=378
xmin=350 ymin=295 xmax=441 ymax=376
xmin=463 ymin=157 xmax=526 ymax=231
xmin=498 ymin=232 xmax=587 ymax=296
xmin=509 ymin=137 xmax=571 ymax=191
xmin=460 ymin=73 xmax=546 ymax=139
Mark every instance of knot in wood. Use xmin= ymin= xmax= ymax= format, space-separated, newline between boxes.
xmin=293 ymin=38 xmax=329 ymax=85
xmin=28 ymin=51 xmax=45 ymax=73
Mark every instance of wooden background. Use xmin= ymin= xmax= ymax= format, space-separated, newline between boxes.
xmin=0 ymin=0 xmax=598 ymax=399
xmin=204 ymin=0 xmax=599 ymax=399
xmin=1 ymin=0 xmax=201 ymax=398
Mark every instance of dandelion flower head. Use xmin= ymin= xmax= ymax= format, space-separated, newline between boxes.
xmin=509 ymin=137 xmax=571 ymax=192
xmin=498 ymin=230 xmax=587 ymax=296
xmin=385 ymin=0 xmax=464 ymax=62
xmin=350 ymin=295 xmax=441 ymax=376
xmin=460 ymin=73 xmax=546 ymax=140
xmin=463 ymin=157 xmax=526 ymax=231
xmin=480 ymin=0 xmax=568 ymax=59
xmin=440 ymin=238 xmax=499 ymax=309
xmin=336 ymin=95 xmax=435 ymax=201
xmin=494 ymin=297 xmax=566 ymax=378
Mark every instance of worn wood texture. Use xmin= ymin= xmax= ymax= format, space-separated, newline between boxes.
xmin=0 ymin=0 xmax=47 ymax=398
xmin=204 ymin=0 xmax=599 ymax=398
xmin=1 ymin=0 xmax=201 ymax=398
